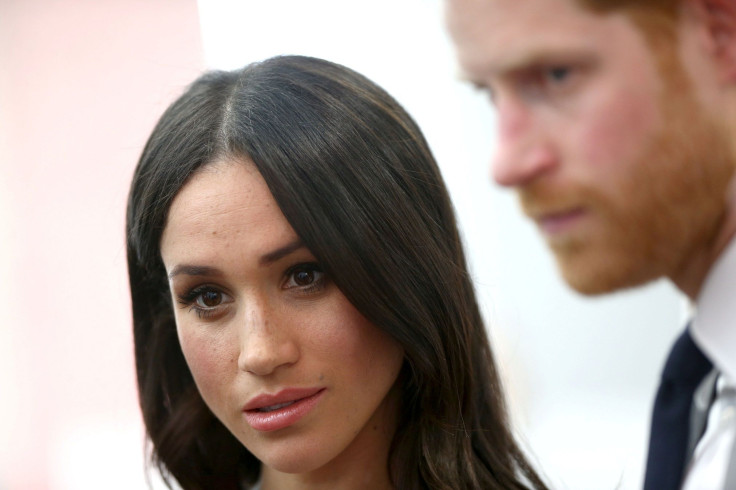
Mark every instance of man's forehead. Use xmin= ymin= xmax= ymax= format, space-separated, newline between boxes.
xmin=447 ymin=0 xmax=630 ymax=78
xmin=446 ymin=0 xmax=585 ymax=22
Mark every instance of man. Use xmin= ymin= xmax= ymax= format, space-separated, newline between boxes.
xmin=446 ymin=0 xmax=736 ymax=488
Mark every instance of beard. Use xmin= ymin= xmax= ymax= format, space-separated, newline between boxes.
xmin=520 ymin=70 xmax=735 ymax=295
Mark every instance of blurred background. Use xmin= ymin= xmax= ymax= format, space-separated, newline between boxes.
xmin=0 ymin=0 xmax=685 ymax=488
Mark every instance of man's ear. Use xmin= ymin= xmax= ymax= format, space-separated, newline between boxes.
xmin=689 ymin=0 xmax=736 ymax=82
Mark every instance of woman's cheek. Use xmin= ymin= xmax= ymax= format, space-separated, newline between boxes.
xmin=178 ymin=326 xmax=234 ymax=398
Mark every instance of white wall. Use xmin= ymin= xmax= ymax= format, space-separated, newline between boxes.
xmin=0 ymin=1 xmax=203 ymax=488
xmin=0 ymin=1 xmax=686 ymax=488
xmin=196 ymin=1 xmax=686 ymax=488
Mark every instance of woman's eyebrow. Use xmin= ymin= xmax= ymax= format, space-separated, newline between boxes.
xmin=168 ymin=265 xmax=223 ymax=280
xmin=167 ymin=239 xmax=307 ymax=280
xmin=259 ymin=238 xmax=306 ymax=266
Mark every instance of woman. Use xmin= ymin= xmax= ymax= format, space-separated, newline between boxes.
xmin=127 ymin=55 xmax=546 ymax=490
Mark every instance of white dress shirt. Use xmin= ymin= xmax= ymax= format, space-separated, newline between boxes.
xmin=683 ymin=237 xmax=736 ymax=489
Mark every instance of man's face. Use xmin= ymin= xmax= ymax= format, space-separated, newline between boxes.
xmin=447 ymin=0 xmax=733 ymax=294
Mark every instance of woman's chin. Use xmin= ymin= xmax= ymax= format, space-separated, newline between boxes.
xmin=256 ymin=447 xmax=328 ymax=476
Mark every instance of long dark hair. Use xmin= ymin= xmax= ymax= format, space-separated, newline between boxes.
xmin=127 ymin=55 xmax=546 ymax=489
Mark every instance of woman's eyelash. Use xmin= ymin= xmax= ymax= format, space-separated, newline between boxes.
xmin=176 ymin=285 xmax=226 ymax=319
xmin=284 ymin=263 xmax=327 ymax=292
xmin=174 ymin=264 xmax=326 ymax=318
xmin=176 ymin=285 xmax=209 ymax=306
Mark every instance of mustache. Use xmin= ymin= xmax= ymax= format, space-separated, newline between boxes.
xmin=518 ymin=181 xmax=593 ymax=218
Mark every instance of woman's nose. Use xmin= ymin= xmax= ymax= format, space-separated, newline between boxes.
xmin=237 ymin=298 xmax=299 ymax=376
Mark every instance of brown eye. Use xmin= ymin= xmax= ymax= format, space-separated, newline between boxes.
xmin=198 ymin=290 xmax=222 ymax=307
xmin=284 ymin=264 xmax=325 ymax=290
xmin=294 ymin=269 xmax=315 ymax=286
xmin=177 ymin=286 xmax=232 ymax=319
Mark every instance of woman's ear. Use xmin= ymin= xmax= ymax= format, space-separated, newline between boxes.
xmin=689 ymin=0 xmax=736 ymax=82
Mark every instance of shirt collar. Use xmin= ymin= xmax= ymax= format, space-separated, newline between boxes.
xmin=691 ymin=236 xmax=736 ymax=381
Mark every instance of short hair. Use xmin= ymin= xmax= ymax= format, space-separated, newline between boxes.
xmin=577 ymin=0 xmax=678 ymax=15
xmin=577 ymin=0 xmax=682 ymax=72
xmin=127 ymin=55 xmax=546 ymax=489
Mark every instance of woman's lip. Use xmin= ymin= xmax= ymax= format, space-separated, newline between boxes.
xmin=243 ymin=388 xmax=325 ymax=432
xmin=243 ymin=387 xmax=324 ymax=411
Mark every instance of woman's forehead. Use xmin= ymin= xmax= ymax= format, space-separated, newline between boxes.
xmin=160 ymin=159 xmax=298 ymax=264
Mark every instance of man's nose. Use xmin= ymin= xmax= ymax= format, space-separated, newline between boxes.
xmin=491 ymin=98 xmax=558 ymax=187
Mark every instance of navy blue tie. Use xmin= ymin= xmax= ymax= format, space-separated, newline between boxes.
xmin=643 ymin=329 xmax=713 ymax=490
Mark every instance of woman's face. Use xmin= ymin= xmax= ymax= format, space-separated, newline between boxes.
xmin=159 ymin=158 xmax=404 ymax=482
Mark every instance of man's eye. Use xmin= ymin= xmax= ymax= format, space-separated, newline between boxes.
xmin=546 ymin=66 xmax=571 ymax=83
xmin=515 ymin=64 xmax=580 ymax=100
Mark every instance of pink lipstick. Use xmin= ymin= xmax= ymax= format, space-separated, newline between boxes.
xmin=243 ymin=387 xmax=325 ymax=432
